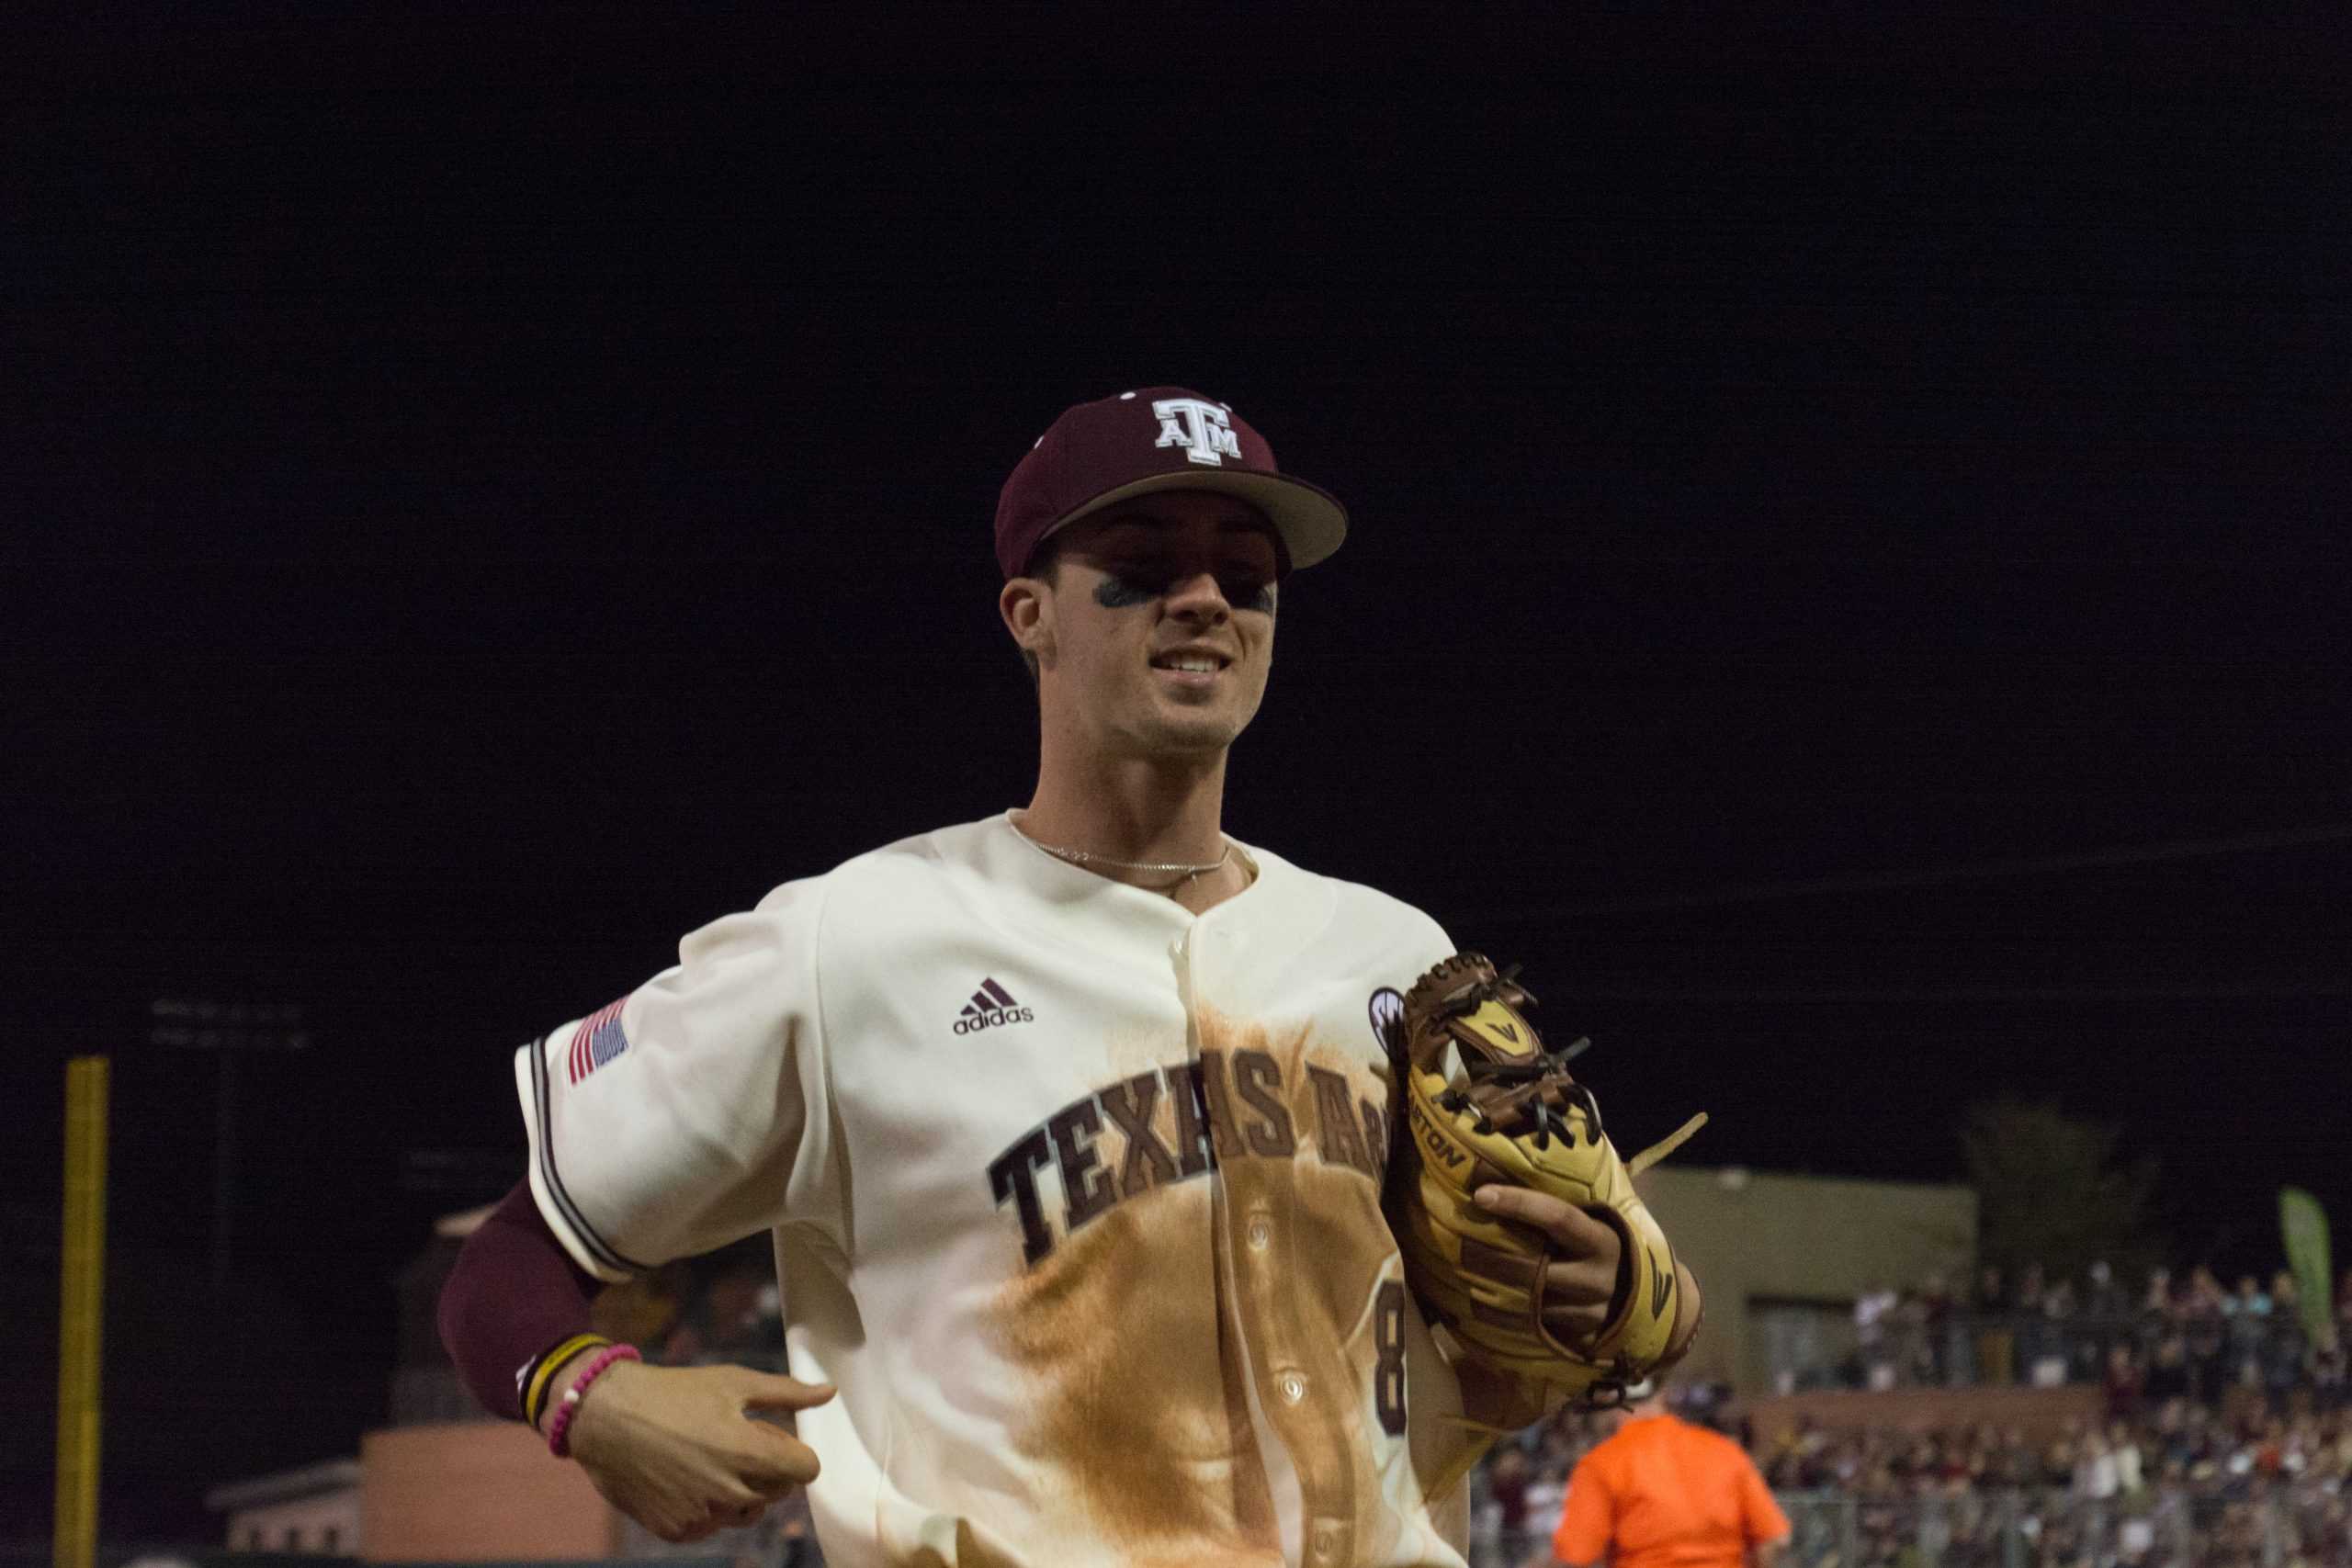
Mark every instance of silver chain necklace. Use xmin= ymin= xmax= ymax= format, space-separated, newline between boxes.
xmin=1013 ymin=816 xmax=1234 ymax=881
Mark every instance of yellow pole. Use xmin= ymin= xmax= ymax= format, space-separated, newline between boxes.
xmin=55 ymin=1056 xmax=108 ymax=1568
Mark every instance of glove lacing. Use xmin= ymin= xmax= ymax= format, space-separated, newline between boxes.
xmin=1431 ymin=965 xmax=1600 ymax=1150
xmin=1430 ymin=964 xmax=1707 ymax=1172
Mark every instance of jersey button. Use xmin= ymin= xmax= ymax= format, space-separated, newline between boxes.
xmin=1277 ymin=1370 xmax=1307 ymax=1405
xmin=1245 ymin=1214 xmax=1272 ymax=1251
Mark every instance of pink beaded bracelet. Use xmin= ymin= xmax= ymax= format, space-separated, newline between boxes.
xmin=546 ymin=1342 xmax=641 ymax=1458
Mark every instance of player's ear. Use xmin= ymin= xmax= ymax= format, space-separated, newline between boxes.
xmin=999 ymin=574 xmax=1055 ymax=668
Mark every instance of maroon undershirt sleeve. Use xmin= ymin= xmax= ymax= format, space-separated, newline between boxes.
xmin=437 ymin=1179 xmax=604 ymax=1422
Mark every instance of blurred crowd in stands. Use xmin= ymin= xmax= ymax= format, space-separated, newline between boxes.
xmin=1826 ymin=1263 xmax=2352 ymax=1402
xmin=1475 ymin=1388 xmax=2352 ymax=1568
xmin=1467 ymin=1262 xmax=2352 ymax=1568
xmin=1757 ymin=1397 xmax=2352 ymax=1500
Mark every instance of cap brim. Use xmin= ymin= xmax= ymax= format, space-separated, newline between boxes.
xmin=1034 ymin=469 xmax=1349 ymax=572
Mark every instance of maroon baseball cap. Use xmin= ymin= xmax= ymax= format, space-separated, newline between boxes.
xmin=994 ymin=386 xmax=1348 ymax=578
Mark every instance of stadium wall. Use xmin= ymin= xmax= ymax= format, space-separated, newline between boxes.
xmin=360 ymin=1424 xmax=618 ymax=1561
xmin=1638 ymin=1165 xmax=1977 ymax=1393
xmin=1748 ymin=1382 xmax=2105 ymax=1445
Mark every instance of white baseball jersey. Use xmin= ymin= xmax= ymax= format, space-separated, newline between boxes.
xmin=516 ymin=811 xmax=1482 ymax=1568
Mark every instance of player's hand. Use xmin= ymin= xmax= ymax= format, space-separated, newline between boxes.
xmin=1473 ymin=1184 xmax=1623 ymax=1344
xmin=554 ymin=1360 xmax=834 ymax=1542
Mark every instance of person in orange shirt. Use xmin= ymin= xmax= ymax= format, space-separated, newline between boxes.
xmin=1551 ymin=1380 xmax=1791 ymax=1568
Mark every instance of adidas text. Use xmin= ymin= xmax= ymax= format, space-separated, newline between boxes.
xmin=954 ymin=1006 xmax=1035 ymax=1036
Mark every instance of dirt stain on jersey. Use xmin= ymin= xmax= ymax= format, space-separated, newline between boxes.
xmin=984 ymin=1009 xmax=1407 ymax=1565
xmin=990 ymin=1182 xmax=1282 ymax=1564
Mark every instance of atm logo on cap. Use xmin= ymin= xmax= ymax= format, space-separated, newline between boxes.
xmin=1153 ymin=398 xmax=1242 ymax=467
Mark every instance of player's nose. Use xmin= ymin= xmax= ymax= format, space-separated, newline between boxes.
xmin=1162 ymin=570 xmax=1232 ymax=622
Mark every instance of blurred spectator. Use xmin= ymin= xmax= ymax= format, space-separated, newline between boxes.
xmin=2087 ymin=1259 xmax=2128 ymax=1320
xmin=1856 ymin=1282 xmax=1900 ymax=1391
xmin=2186 ymin=1269 xmax=2228 ymax=1402
xmin=2266 ymin=1273 xmax=2309 ymax=1406
xmin=2075 ymin=1426 xmax=2120 ymax=1500
xmin=2017 ymin=1262 xmax=2047 ymax=1317
xmin=2109 ymin=1421 xmax=2144 ymax=1494
xmin=1486 ymin=1445 xmax=1532 ymax=1568
xmin=2137 ymin=1268 xmax=2178 ymax=1379
xmin=2225 ymin=1273 xmax=2272 ymax=1392
xmin=2144 ymin=1322 xmax=2191 ymax=1404
xmin=1917 ymin=1272 xmax=1955 ymax=1385
xmin=2313 ymin=1338 xmax=2347 ymax=1413
xmin=2105 ymin=1342 xmax=2145 ymax=1425
xmin=1973 ymin=1265 xmax=2014 ymax=1385
xmin=2019 ymin=1267 xmax=2075 ymax=1386
xmin=660 ymin=1263 xmax=781 ymax=1363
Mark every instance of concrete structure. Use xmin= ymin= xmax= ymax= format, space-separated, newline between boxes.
xmin=1749 ymin=1383 xmax=2102 ymax=1447
xmin=360 ymin=1423 xmax=620 ymax=1562
xmin=1639 ymin=1164 xmax=1977 ymax=1394
xmin=206 ymin=1458 xmax=363 ymax=1555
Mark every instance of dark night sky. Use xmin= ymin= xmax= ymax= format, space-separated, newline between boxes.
xmin=6 ymin=7 xmax=2348 ymax=1537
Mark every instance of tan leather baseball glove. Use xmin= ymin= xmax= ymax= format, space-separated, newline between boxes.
xmin=1385 ymin=953 xmax=1705 ymax=1408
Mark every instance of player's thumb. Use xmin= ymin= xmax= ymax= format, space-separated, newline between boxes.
xmin=737 ymin=1371 xmax=837 ymax=1414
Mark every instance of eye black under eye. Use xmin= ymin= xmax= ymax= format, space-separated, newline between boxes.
xmin=1093 ymin=563 xmax=1276 ymax=611
xmin=1223 ymin=575 xmax=1276 ymax=612
xmin=1093 ymin=573 xmax=1158 ymax=609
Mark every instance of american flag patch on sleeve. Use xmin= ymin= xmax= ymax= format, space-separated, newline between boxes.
xmin=567 ymin=996 xmax=632 ymax=1084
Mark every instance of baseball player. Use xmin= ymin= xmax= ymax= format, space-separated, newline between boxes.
xmin=436 ymin=386 xmax=1702 ymax=1567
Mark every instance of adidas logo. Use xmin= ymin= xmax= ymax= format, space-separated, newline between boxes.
xmin=953 ymin=977 xmax=1035 ymax=1035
